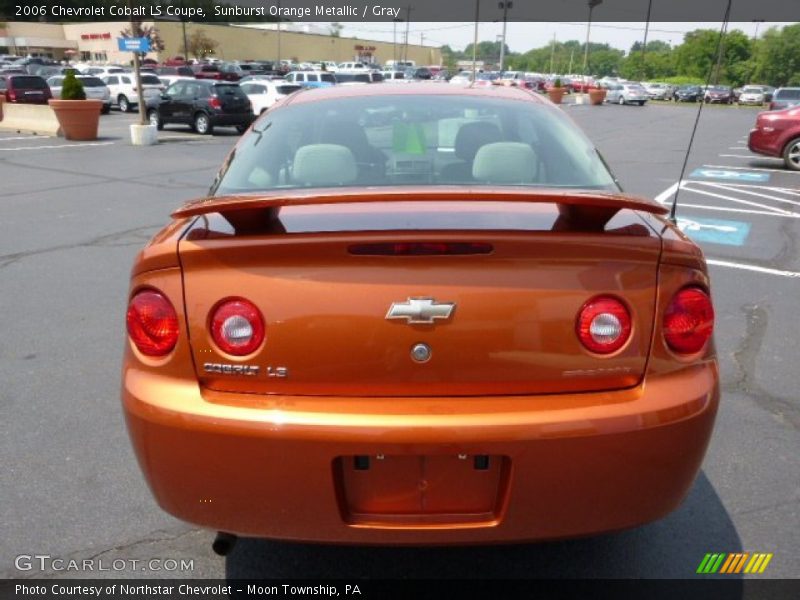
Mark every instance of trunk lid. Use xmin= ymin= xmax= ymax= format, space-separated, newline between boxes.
xmin=178 ymin=198 xmax=662 ymax=397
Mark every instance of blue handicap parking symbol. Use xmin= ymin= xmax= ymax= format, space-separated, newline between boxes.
xmin=677 ymin=217 xmax=751 ymax=246
xmin=690 ymin=168 xmax=770 ymax=182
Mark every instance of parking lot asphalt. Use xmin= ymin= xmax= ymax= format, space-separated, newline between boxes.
xmin=1 ymin=101 xmax=797 ymax=581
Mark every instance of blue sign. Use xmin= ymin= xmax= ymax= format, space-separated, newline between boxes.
xmin=690 ymin=168 xmax=770 ymax=182
xmin=117 ymin=37 xmax=151 ymax=53
xmin=677 ymin=216 xmax=751 ymax=246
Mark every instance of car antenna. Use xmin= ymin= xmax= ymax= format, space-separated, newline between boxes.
xmin=669 ymin=0 xmax=733 ymax=223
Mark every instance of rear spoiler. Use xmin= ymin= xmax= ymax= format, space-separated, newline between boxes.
xmin=173 ymin=187 xmax=668 ymax=230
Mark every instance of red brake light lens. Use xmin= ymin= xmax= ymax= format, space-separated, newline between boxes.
xmin=663 ymin=287 xmax=714 ymax=354
xmin=126 ymin=290 xmax=179 ymax=356
xmin=576 ymin=296 xmax=632 ymax=354
xmin=210 ymin=298 xmax=265 ymax=356
xmin=209 ymin=97 xmax=222 ymax=109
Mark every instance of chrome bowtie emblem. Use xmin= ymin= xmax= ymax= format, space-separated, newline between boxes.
xmin=385 ymin=297 xmax=456 ymax=324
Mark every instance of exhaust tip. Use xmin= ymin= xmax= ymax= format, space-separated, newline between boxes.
xmin=212 ymin=532 xmax=238 ymax=556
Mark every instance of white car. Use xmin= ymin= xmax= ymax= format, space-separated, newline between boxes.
xmin=81 ymin=65 xmax=129 ymax=77
xmin=284 ymin=71 xmax=337 ymax=88
xmin=382 ymin=70 xmax=408 ymax=83
xmin=449 ymin=72 xmax=475 ymax=85
xmin=738 ymin=86 xmax=765 ymax=106
xmin=239 ymin=80 xmax=301 ymax=114
xmin=102 ymin=72 xmax=164 ymax=112
xmin=336 ymin=62 xmax=368 ymax=73
xmin=46 ymin=74 xmax=112 ymax=113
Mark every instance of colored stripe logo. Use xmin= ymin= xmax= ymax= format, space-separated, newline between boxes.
xmin=697 ymin=553 xmax=773 ymax=574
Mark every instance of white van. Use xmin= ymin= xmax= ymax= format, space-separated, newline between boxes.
xmin=384 ymin=60 xmax=416 ymax=70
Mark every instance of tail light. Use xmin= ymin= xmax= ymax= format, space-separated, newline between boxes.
xmin=210 ymin=298 xmax=264 ymax=356
xmin=209 ymin=97 xmax=222 ymax=109
xmin=663 ymin=287 xmax=714 ymax=354
xmin=576 ymin=296 xmax=632 ymax=354
xmin=7 ymin=90 xmax=17 ymax=101
xmin=349 ymin=242 xmax=493 ymax=256
xmin=126 ymin=290 xmax=179 ymax=357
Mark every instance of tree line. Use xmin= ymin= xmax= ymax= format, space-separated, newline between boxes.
xmin=443 ymin=24 xmax=800 ymax=87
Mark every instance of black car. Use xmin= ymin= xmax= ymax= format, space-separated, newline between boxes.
xmin=674 ymin=85 xmax=702 ymax=102
xmin=404 ymin=66 xmax=433 ymax=80
xmin=147 ymin=80 xmax=254 ymax=135
xmin=155 ymin=65 xmax=195 ymax=78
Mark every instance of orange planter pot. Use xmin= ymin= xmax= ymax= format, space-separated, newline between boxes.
xmin=588 ymin=89 xmax=607 ymax=105
xmin=547 ymin=88 xmax=566 ymax=104
xmin=48 ymin=99 xmax=103 ymax=141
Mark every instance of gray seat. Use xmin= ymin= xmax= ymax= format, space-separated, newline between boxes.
xmin=472 ymin=142 xmax=538 ymax=184
xmin=292 ymin=144 xmax=357 ymax=186
xmin=439 ymin=121 xmax=503 ymax=183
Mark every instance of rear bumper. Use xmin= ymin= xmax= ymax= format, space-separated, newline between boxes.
xmin=208 ymin=111 xmax=253 ymax=126
xmin=123 ymin=362 xmax=719 ymax=544
xmin=748 ymin=129 xmax=781 ymax=157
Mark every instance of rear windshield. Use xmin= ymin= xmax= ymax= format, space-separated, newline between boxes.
xmin=214 ymin=84 xmax=247 ymax=99
xmin=214 ymin=94 xmax=618 ymax=195
xmin=79 ymin=77 xmax=105 ymax=87
xmin=11 ymin=76 xmax=48 ymax=89
xmin=140 ymin=74 xmax=161 ymax=85
xmin=276 ymin=84 xmax=301 ymax=95
xmin=775 ymin=89 xmax=800 ymax=100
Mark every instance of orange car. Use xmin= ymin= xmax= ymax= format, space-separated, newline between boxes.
xmin=122 ymin=84 xmax=718 ymax=551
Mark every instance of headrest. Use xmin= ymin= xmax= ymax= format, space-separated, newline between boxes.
xmin=292 ymin=144 xmax=357 ymax=186
xmin=472 ymin=142 xmax=537 ymax=184
xmin=454 ymin=121 xmax=503 ymax=161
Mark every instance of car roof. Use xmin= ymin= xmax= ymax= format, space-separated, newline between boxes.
xmin=285 ymin=81 xmax=547 ymax=106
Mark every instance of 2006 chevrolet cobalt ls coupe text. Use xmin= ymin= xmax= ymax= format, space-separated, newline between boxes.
xmin=122 ymin=84 xmax=718 ymax=545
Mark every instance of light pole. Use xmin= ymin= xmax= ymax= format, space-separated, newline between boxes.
xmin=582 ymin=0 xmax=602 ymax=75
xmin=472 ymin=0 xmax=480 ymax=80
xmin=497 ymin=1 xmax=512 ymax=72
xmin=641 ymin=0 xmax=653 ymax=80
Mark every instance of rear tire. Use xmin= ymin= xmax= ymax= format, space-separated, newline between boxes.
xmin=783 ymin=137 xmax=800 ymax=171
xmin=638 ymin=101 xmax=645 ymax=106
xmin=148 ymin=109 xmax=163 ymax=131
xmin=194 ymin=112 xmax=212 ymax=135
xmin=235 ymin=124 xmax=249 ymax=134
xmin=101 ymin=104 xmax=110 ymax=115
xmin=118 ymin=95 xmax=130 ymax=113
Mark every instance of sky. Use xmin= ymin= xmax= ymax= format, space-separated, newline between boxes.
xmin=332 ymin=21 xmax=793 ymax=53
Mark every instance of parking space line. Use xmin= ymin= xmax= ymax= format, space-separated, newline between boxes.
xmin=0 ymin=136 xmax=53 ymax=142
xmin=707 ymin=182 xmax=800 ymax=196
xmin=718 ymin=154 xmax=768 ymax=159
xmin=680 ymin=183 xmax=795 ymax=215
xmin=706 ymin=259 xmax=800 ymax=278
xmin=703 ymin=164 xmax=799 ymax=175
xmin=693 ymin=182 xmax=800 ymax=208
xmin=667 ymin=202 xmax=800 ymax=218
xmin=0 ymin=142 xmax=114 ymax=152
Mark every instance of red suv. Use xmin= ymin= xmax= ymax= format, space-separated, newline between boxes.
xmin=748 ymin=106 xmax=800 ymax=171
xmin=0 ymin=74 xmax=52 ymax=104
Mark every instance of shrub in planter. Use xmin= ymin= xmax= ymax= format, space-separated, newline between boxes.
xmin=49 ymin=71 xmax=103 ymax=141
xmin=547 ymin=78 xmax=566 ymax=104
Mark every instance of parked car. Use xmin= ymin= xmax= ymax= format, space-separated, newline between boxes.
xmin=643 ymin=82 xmax=669 ymax=100
xmin=123 ymin=83 xmax=719 ymax=547
xmin=82 ymin=66 xmax=129 ymax=78
xmin=769 ymin=88 xmax=800 ymax=111
xmin=738 ymin=85 xmax=766 ymax=106
xmin=449 ymin=71 xmax=475 ymax=85
xmin=102 ymin=72 xmax=164 ymax=112
xmin=335 ymin=62 xmax=369 ymax=73
xmin=0 ymin=74 xmax=52 ymax=104
xmin=382 ymin=70 xmax=407 ymax=83
xmin=404 ymin=66 xmax=433 ymax=80
xmin=239 ymin=80 xmax=301 ymax=114
xmin=606 ymin=83 xmax=648 ymax=105
xmin=334 ymin=72 xmax=372 ymax=85
xmin=146 ymin=79 xmax=254 ymax=134
xmin=748 ymin=105 xmax=800 ymax=170
xmin=674 ymin=85 xmax=703 ymax=102
xmin=46 ymin=74 xmax=111 ymax=113
xmin=284 ymin=71 xmax=336 ymax=88
xmin=155 ymin=66 xmax=195 ymax=78
xmin=192 ymin=63 xmax=242 ymax=82
xmin=704 ymin=85 xmax=733 ymax=104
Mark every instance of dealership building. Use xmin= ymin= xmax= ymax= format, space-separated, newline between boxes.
xmin=0 ymin=21 xmax=441 ymax=66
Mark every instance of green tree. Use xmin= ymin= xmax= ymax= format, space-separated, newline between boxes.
xmin=752 ymin=24 xmax=800 ymax=86
xmin=183 ymin=29 xmax=218 ymax=60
